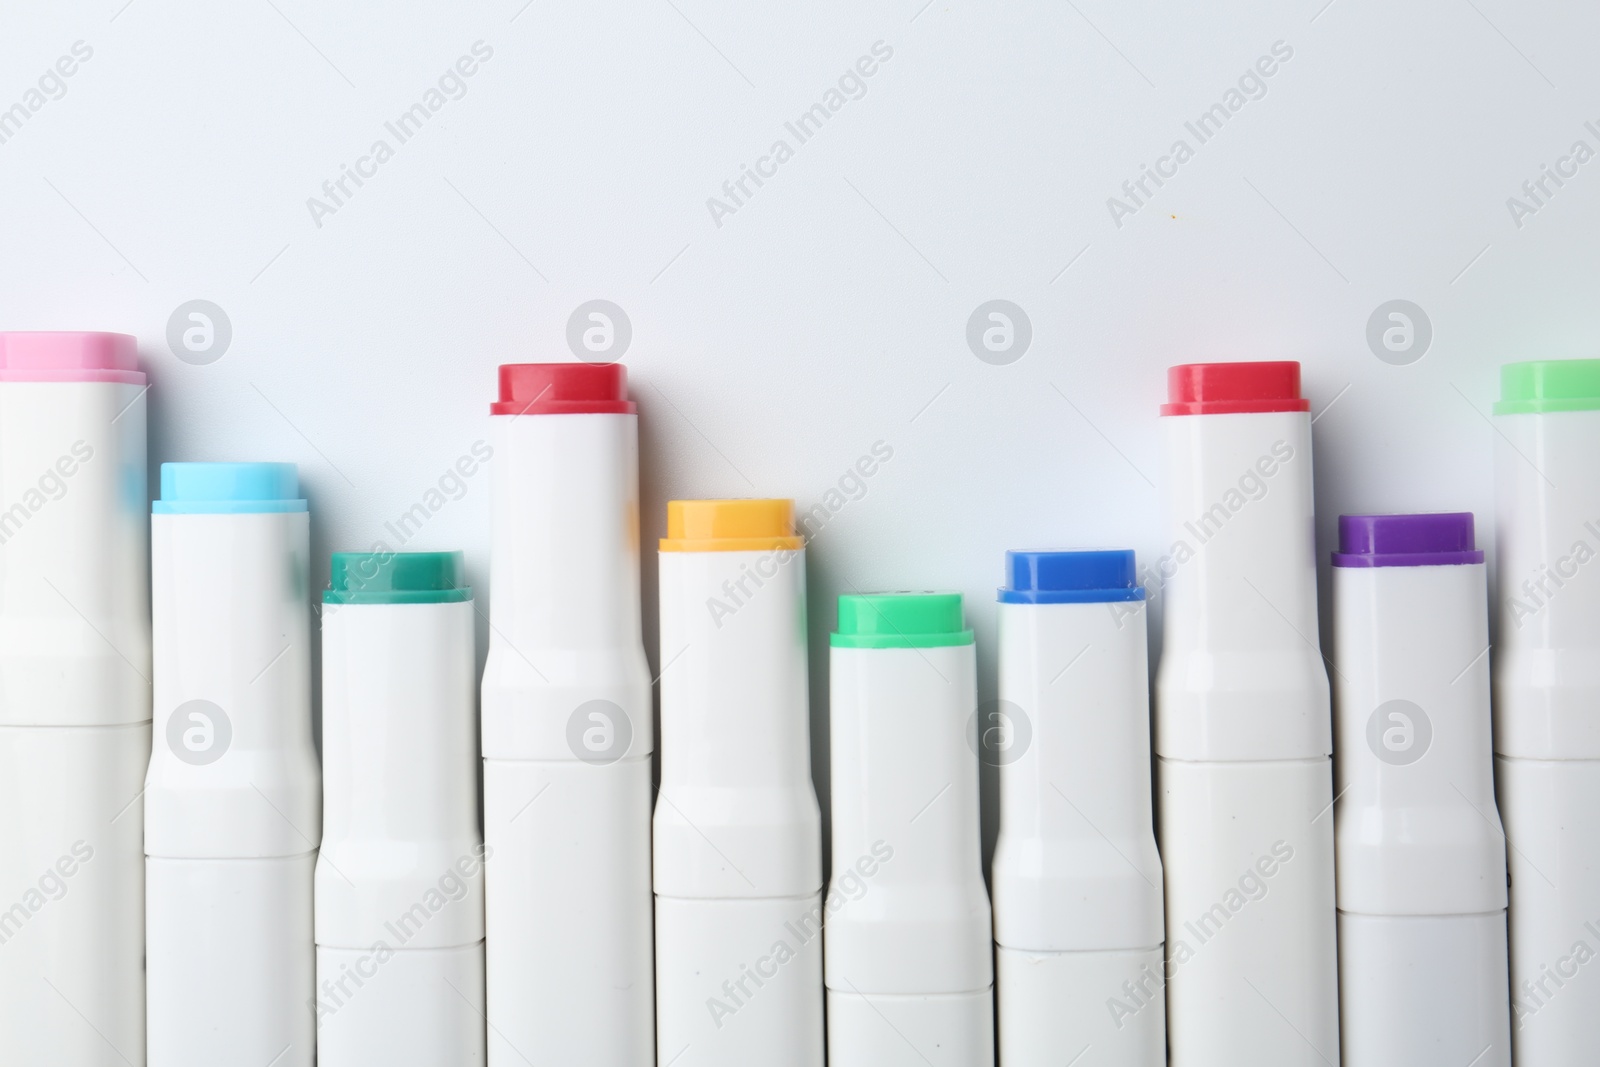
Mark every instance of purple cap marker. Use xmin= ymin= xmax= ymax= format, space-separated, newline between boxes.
xmin=1332 ymin=512 xmax=1484 ymax=568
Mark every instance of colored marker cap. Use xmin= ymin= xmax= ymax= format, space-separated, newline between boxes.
xmin=491 ymin=362 xmax=635 ymax=416
xmin=1332 ymin=512 xmax=1484 ymax=568
xmin=1161 ymin=361 xmax=1310 ymax=416
xmin=0 ymin=332 xmax=145 ymax=385
xmin=325 ymin=550 xmax=472 ymax=604
xmin=999 ymin=549 xmax=1145 ymax=604
xmin=833 ymin=592 xmax=974 ymax=649
xmin=659 ymin=499 xmax=804 ymax=552
xmin=1495 ymin=359 xmax=1600 ymax=414
xmin=153 ymin=462 xmax=306 ymax=514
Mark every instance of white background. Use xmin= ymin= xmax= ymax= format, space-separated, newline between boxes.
xmin=3 ymin=0 xmax=1597 ymax=857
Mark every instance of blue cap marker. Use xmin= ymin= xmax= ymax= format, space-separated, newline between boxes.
xmin=999 ymin=549 xmax=1145 ymax=604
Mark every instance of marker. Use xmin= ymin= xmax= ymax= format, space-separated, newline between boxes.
xmin=0 ymin=332 xmax=150 ymax=1065
xmin=1493 ymin=360 xmax=1600 ymax=1064
xmin=480 ymin=363 xmax=654 ymax=1066
xmin=826 ymin=592 xmax=993 ymax=1066
xmin=144 ymin=462 xmax=319 ymax=1066
xmin=1154 ymin=361 xmax=1339 ymax=1067
xmin=991 ymin=551 xmax=1165 ymax=1067
xmin=316 ymin=552 xmax=486 ymax=1065
xmin=654 ymin=499 xmax=824 ymax=1067
xmin=1332 ymin=513 xmax=1509 ymax=1067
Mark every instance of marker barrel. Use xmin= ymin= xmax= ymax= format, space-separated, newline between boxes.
xmin=991 ymin=551 xmax=1164 ymax=1067
xmin=1331 ymin=513 xmax=1510 ymax=1066
xmin=1492 ymin=360 xmax=1600 ymax=1063
xmin=654 ymin=500 xmax=824 ymax=1067
xmin=144 ymin=462 xmax=318 ymax=1067
xmin=1154 ymin=362 xmax=1339 ymax=1067
xmin=316 ymin=552 xmax=485 ymax=1066
xmin=827 ymin=593 xmax=993 ymax=1067
xmin=0 ymin=333 xmax=150 ymax=1066
xmin=480 ymin=364 xmax=654 ymax=1067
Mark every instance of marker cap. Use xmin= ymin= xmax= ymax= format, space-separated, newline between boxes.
xmin=999 ymin=549 xmax=1145 ymax=604
xmin=0 ymin=331 xmax=145 ymax=385
xmin=831 ymin=592 xmax=974 ymax=648
xmin=659 ymin=499 xmax=804 ymax=552
xmin=1332 ymin=512 xmax=1484 ymax=568
xmin=325 ymin=550 xmax=472 ymax=604
xmin=1494 ymin=359 xmax=1600 ymax=415
xmin=1161 ymin=360 xmax=1310 ymax=416
xmin=153 ymin=462 xmax=306 ymax=514
xmin=491 ymin=362 xmax=635 ymax=416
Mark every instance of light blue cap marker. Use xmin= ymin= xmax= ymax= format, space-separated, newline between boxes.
xmin=153 ymin=462 xmax=307 ymax=514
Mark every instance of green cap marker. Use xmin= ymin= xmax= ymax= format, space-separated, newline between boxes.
xmin=1495 ymin=359 xmax=1600 ymax=415
xmin=831 ymin=592 xmax=974 ymax=649
xmin=325 ymin=551 xmax=471 ymax=605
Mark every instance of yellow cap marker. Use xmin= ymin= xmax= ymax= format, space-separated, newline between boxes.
xmin=659 ymin=498 xmax=805 ymax=552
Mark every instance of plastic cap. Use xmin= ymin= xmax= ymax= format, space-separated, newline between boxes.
xmin=999 ymin=549 xmax=1145 ymax=604
xmin=659 ymin=499 xmax=804 ymax=552
xmin=832 ymin=592 xmax=974 ymax=649
xmin=153 ymin=463 xmax=306 ymax=514
xmin=325 ymin=551 xmax=472 ymax=604
xmin=1162 ymin=361 xmax=1310 ymax=416
xmin=1495 ymin=360 xmax=1600 ymax=415
xmin=0 ymin=332 xmax=145 ymax=385
xmin=1332 ymin=513 xmax=1483 ymax=568
xmin=491 ymin=363 xmax=635 ymax=416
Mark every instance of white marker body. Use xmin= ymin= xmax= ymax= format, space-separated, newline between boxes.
xmin=481 ymin=411 xmax=654 ymax=1067
xmin=655 ymin=546 xmax=824 ymax=1067
xmin=317 ymin=597 xmax=485 ymax=1065
xmin=1494 ymin=407 xmax=1600 ymax=1063
xmin=992 ymin=599 xmax=1164 ymax=1067
xmin=1155 ymin=410 xmax=1339 ymax=1067
xmin=0 ymin=380 xmax=150 ymax=1066
xmin=145 ymin=508 xmax=318 ymax=1067
xmin=1334 ymin=561 xmax=1510 ymax=1067
xmin=827 ymin=642 xmax=993 ymax=1067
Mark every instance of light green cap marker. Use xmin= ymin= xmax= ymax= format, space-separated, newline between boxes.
xmin=1496 ymin=359 xmax=1600 ymax=415
xmin=831 ymin=592 xmax=974 ymax=649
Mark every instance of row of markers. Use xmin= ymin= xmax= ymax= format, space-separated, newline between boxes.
xmin=0 ymin=332 xmax=1593 ymax=1067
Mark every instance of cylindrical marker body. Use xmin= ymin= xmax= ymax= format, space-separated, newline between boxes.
xmin=1332 ymin=513 xmax=1510 ymax=1067
xmin=480 ymin=364 xmax=654 ymax=1067
xmin=1154 ymin=362 xmax=1339 ymax=1067
xmin=317 ymin=552 xmax=485 ymax=1065
xmin=1492 ymin=360 xmax=1600 ymax=1063
xmin=654 ymin=500 xmax=824 ymax=1067
xmin=0 ymin=334 xmax=149 ymax=1066
xmin=144 ymin=463 xmax=318 ymax=1067
xmin=991 ymin=551 xmax=1165 ymax=1067
xmin=827 ymin=593 xmax=993 ymax=1067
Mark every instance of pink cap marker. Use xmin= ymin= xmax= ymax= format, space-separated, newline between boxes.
xmin=0 ymin=327 xmax=149 ymax=1059
xmin=0 ymin=332 xmax=144 ymax=385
